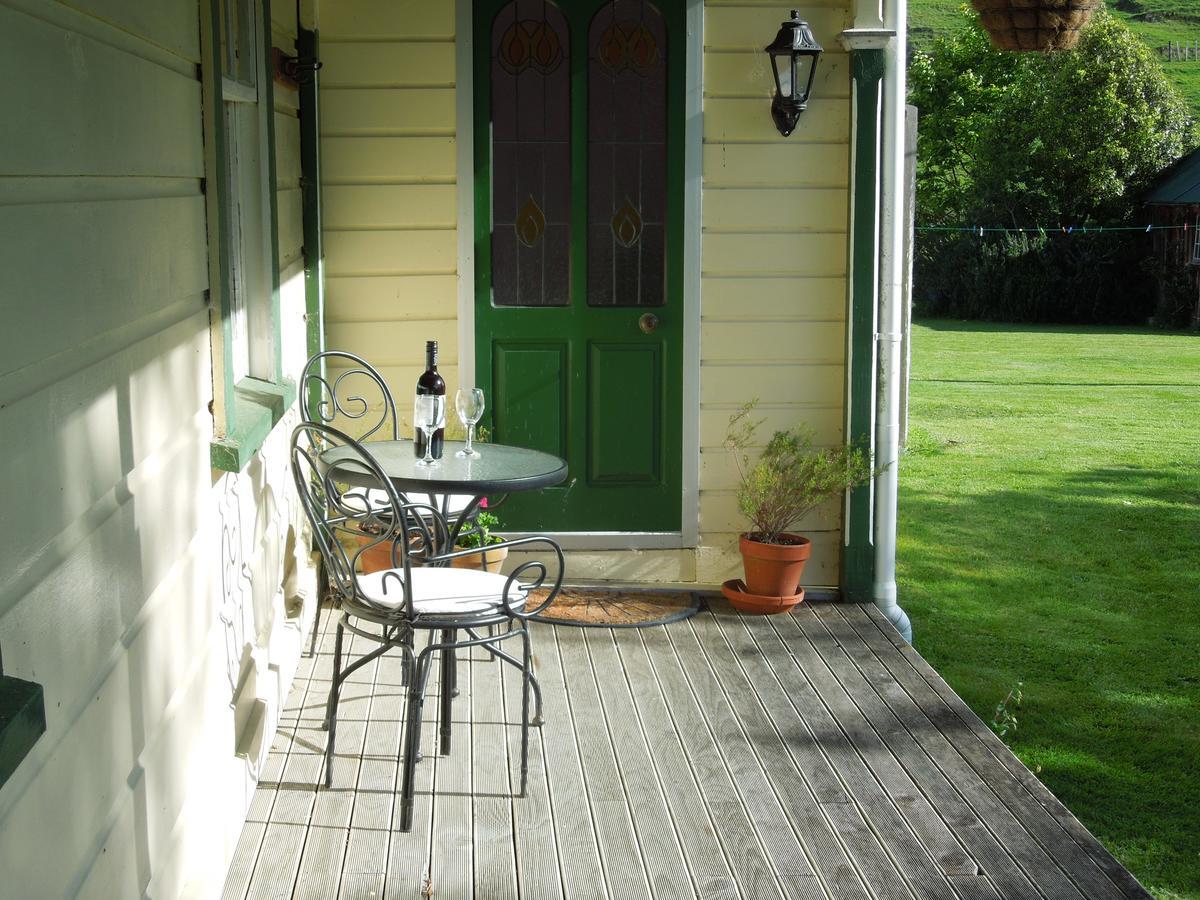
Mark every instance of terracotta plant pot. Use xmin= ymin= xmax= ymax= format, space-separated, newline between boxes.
xmin=722 ymin=579 xmax=805 ymax=615
xmin=451 ymin=544 xmax=509 ymax=574
xmin=738 ymin=533 xmax=811 ymax=598
xmin=354 ymin=534 xmax=397 ymax=575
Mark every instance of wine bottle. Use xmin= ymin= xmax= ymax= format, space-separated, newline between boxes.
xmin=414 ymin=340 xmax=446 ymax=458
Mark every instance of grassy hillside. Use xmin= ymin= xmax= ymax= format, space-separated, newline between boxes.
xmin=909 ymin=0 xmax=1200 ymax=113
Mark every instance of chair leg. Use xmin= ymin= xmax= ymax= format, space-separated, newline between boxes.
xmin=527 ymin=626 xmax=545 ymax=727
xmin=520 ymin=626 xmax=531 ymax=798
xmin=400 ymin=650 xmax=434 ymax=833
xmin=439 ymin=629 xmax=456 ymax=756
xmin=323 ymin=621 xmax=345 ymax=788
xmin=308 ymin=566 xmax=328 ymax=658
xmin=401 ymin=632 xmax=414 ymax=687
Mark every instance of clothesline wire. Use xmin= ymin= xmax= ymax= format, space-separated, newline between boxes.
xmin=917 ymin=223 xmax=1182 ymax=234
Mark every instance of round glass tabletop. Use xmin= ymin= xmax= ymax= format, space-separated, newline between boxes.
xmin=320 ymin=439 xmax=568 ymax=495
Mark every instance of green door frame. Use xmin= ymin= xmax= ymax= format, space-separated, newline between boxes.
xmin=458 ymin=0 xmax=703 ymax=548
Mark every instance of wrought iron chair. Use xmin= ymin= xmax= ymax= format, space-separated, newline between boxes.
xmin=299 ymin=350 xmax=475 ymax=513
xmin=290 ymin=422 xmax=563 ymax=831
xmin=299 ymin=350 xmax=477 ymax=645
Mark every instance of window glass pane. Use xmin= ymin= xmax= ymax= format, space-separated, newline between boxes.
xmin=587 ymin=0 xmax=667 ymax=307
xmin=491 ymin=1 xmax=571 ymax=307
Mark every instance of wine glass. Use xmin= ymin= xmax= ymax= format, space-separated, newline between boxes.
xmin=455 ymin=388 xmax=485 ymax=459
xmin=413 ymin=395 xmax=445 ymax=467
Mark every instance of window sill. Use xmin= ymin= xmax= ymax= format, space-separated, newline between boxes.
xmin=0 ymin=675 xmax=45 ymax=789
xmin=210 ymin=376 xmax=297 ymax=472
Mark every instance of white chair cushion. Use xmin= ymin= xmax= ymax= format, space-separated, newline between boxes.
xmin=407 ymin=493 xmax=475 ymax=516
xmin=358 ymin=566 xmax=526 ymax=616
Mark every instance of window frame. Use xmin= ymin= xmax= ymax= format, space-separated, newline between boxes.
xmin=200 ymin=0 xmax=294 ymax=472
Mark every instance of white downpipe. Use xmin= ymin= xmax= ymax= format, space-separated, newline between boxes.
xmin=872 ymin=0 xmax=912 ymax=641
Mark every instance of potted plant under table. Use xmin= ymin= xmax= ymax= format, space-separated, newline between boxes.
xmin=451 ymin=509 xmax=509 ymax=574
xmin=723 ymin=402 xmax=873 ymax=613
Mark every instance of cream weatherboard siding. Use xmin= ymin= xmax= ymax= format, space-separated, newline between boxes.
xmin=318 ymin=0 xmax=851 ymax=587
xmin=697 ymin=0 xmax=851 ymax=588
xmin=319 ymin=0 xmax=460 ymax=428
xmin=0 ymin=2 xmax=314 ymax=898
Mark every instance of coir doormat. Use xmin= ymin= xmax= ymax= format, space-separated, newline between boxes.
xmin=527 ymin=587 xmax=702 ymax=628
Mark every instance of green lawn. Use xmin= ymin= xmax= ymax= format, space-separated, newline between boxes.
xmin=897 ymin=321 xmax=1200 ymax=900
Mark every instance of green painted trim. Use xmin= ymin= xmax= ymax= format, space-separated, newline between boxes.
xmin=471 ymin=0 xmax=687 ymax=531
xmin=210 ymin=377 xmax=297 ymax=472
xmin=843 ymin=48 xmax=887 ymax=601
xmin=298 ymin=25 xmax=325 ymax=413
xmin=199 ymin=0 xmax=238 ymax=432
xmin=0 ymin=675 xmax=45 ymax=789
xmin=260 ymin=0 xmax=283 ymax=383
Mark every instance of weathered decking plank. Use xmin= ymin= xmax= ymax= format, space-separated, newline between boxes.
xmin=523 ymin=625 xmax=608 ymax=900
xmin=471 ymin=645 xmax=521 ymax=900
xmin=609 ymin=628 xmax=740 ymax=900
xmin=337 ymin=648 xmax=391 ymax=900
xmin=854 ymin=605 xmax=1149 ymax=900
xmin=639 ymin=623 xmax=790 ymax=900
xmin=497 ymin=637 xmax=564 ymax=900
xmin=219 ymin=600 xmax=1150 ymax=900
xmin=704 ymin=610 xmax=883 ymax=900
xmin=429 ymin=638 xmax=475 ymax=898
xmin=672 ymin=613 xmax=836 ymax=900
xmin=381 ymin=646 xmax=439 ymax=900
xmin=816 ymin=603 xmax=1075 ymax=900
xmin=554 ymin=625 xmax=654 ymax=900
xmin=774 ymin=610 xmax=979 ymax=895
xmin=582 ymin=628 xmax=695 ymax=900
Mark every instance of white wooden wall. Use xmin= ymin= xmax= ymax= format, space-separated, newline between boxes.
xmin=318 ymin=0 xmax=852 ymax=588
xmin=0 ymin=1 xmax=313 ymax=897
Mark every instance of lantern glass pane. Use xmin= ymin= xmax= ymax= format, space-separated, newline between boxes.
xmin=798 ymin=55 xmax=817 ymax=104
xmin=769 ymin=51 xmax=786 ymax=96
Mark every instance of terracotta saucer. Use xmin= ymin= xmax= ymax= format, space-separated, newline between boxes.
xmin=721 ymin=578 xmax=805 ymax=615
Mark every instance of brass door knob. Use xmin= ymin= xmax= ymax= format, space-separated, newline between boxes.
xmin=638 ymin=313 xmax=660 ymax=334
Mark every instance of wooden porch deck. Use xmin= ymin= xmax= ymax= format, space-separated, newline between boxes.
xmin=220 ymin=599 xmax=1148 ymax=899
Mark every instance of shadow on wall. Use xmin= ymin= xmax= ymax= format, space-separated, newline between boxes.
xmin=0 ymin=304 xmax=310 ymax=896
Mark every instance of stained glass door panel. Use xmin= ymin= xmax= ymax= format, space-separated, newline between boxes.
xmin=587 ymin=1 xmax=667 ymax=307
xmin=490 ymin=1 xmax=571 ymax=307
xmin=475 ymin=0 xmax=685 ymax=532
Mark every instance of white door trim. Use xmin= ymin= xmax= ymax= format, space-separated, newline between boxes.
xmin=455 ymin=0 xmax=702 ymax=550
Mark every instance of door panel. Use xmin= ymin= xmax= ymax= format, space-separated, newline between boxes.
xmin=493 ymin=341 xmax=569 ymax=460
xmin=588 ymin=342 xmax=662 ymax=484
xmin=475 ymin=0 xmax=685 ymax=532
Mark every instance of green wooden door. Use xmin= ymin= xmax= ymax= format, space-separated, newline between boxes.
xmin=473 ymin=0 xmax=685 ymax=532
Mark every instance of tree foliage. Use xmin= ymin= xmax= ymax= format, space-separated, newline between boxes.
xmin=908 ymin=10 xmax=1196 ymax=322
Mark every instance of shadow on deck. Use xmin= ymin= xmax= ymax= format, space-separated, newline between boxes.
xmin=221 ymin=599 xmax=1149 ymax=899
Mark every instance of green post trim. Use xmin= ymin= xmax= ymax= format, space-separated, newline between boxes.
xmin=261 ymin=0 xmax=283 ymax=384
xmin=205 ymin=0 xmax=294 ymax=472
xmin=199 ymin=0 xmax=237 ymax=435
xmin=0 ymin=675 xmax=45 ymax=790
xmin=298 ymin=25 xmax=325 ymax=414
xmin=843 ymin=48 xmax=887 ymax=601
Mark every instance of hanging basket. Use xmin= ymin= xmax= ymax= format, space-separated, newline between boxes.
xmin=970 ymin=0 xmax=1101 ymax=52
